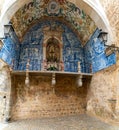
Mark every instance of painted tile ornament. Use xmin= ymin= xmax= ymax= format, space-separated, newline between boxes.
xmin=11 ymin=0 xmax=96 ymax=45
xmin=84 ymin=29 xmax=116 ymax=73
xmin=0 ymin=19 xmax=116 ymax=73
xmin=18 ymin=20 xmax=84 ymax=72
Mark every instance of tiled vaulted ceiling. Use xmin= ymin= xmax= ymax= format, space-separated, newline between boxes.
xmin=11 ymin=0 xmax=97 ymax=45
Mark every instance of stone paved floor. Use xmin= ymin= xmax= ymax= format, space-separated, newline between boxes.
xmin=2 ymin=114 xmax=119 ymax=130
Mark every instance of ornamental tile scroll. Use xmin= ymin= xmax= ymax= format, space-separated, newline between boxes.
xmin=11 ymin=0 xmax=96 ymax=45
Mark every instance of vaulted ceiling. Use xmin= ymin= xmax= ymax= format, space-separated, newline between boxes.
xmin=11 ymin=0 xmax=97 ymax=45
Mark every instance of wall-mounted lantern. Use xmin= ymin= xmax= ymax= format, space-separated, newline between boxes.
xmin=98 ymin=30 xmax=119 ymax=55
xmin=0 ymin=23 xmax=13 ymax=40
xmin=98 ymin=31 xmax=108 ymax=43
xmin=4 ymin=23 xmax=13 ymax=37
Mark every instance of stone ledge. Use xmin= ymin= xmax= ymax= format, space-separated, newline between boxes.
xmin=11 ymin=71 xmax=93 ymax=78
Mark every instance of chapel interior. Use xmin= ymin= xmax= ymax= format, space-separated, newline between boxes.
xmin=0 ymin=0 xmax=119 ymax=124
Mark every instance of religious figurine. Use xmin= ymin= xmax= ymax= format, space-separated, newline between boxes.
xmin=45 ymin=37 xmax=61 ymax=71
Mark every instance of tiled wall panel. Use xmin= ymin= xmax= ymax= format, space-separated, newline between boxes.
xmin=0 ymin=23 xmax=116 ymax=73
xmin=0 ymin=31 xmax=20 ymax=69
xmin=84 ymin=29 xmax=116 ymax=73
xmin=18 ymin=21 xmax=84 ymax=72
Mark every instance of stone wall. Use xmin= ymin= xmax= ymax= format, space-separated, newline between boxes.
xmin=87 ymin=64 xmax=119 ymax=122
xmin=11 ymin=74 xmax=90 ymax=120
xmin=0 ymin=0 xmax=119 ymax=123
xmin=84 ymin=29 xmax=116 ymax=73
xmin=0 ymin=60 xmax=11 ymax=122
xmin=99 ymin=0 xmax=119 ymax=46
xmin=0 ymin=29 xmax=20 ymax=69
xmin=86 ymin=0 xmax=119 ymax=123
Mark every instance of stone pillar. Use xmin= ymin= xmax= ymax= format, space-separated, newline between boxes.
xmin=115 ymin=54 xmax=119 ymax=114
xmin=60 ymin=43 xmax=63 ymax=62
xmin=78 ymin=61 xmax=81 ymax=73
xmin=43 ymin=43 xmax=46 ymax=60
xmin=0 ymin=60 xmax=11 ymax=123
xmin=42 ymin=43 xmax=46 ymax=70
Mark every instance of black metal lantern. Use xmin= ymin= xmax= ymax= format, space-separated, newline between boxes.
xmin=97 ymin=30 xmax=119 ymax=55
xmin=4 ymin=23 xmax=13 ymax=37
xmin=98 ymin=31 xmax=108 ymax=43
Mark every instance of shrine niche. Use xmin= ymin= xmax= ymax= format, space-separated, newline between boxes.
xmin=46 ymin=37 xmax=60 ymax=63
xmin=42 ymin=24 xmax=64 ymax=71
xmin=46 ymin=37 xmax=60 ymax=70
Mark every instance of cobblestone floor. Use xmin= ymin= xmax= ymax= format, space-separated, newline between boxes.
xmin=2 ymin=114 xmax=119 ymax=130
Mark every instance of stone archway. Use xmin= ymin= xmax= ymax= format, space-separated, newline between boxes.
xmin=0 ymin=0 xmax=118 ymax=123
xmin=0 ymin=0 xmax=113 ymax=45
